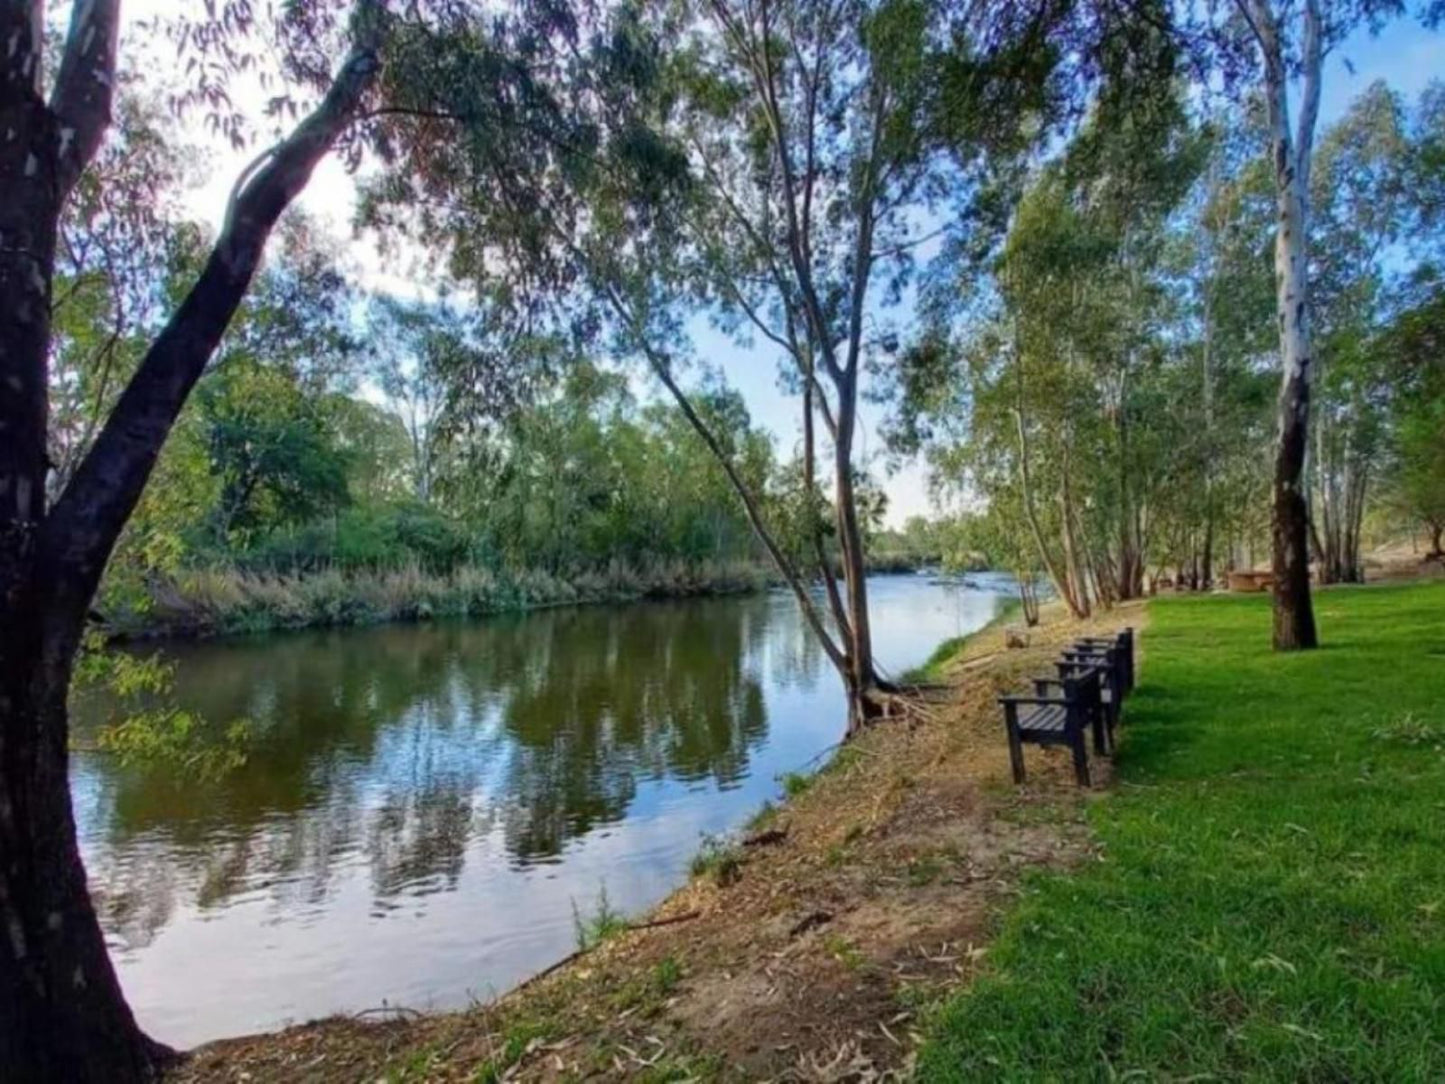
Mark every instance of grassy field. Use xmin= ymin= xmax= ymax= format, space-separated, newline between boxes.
xmin=919 ymin=581 xmax=1445 ymax=1080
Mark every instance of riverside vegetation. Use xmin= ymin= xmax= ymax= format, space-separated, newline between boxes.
xmin=3 ymin=0 xmax=1445 ymax=1078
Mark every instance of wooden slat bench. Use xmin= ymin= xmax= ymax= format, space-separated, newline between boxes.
xmin=1074 ymin=628 xmax=1134 ymax=693
xmin=999 ymin=666 xmax=1103 ymax=787
xmin=1040 ymin=660 xmax=1113 ymax=754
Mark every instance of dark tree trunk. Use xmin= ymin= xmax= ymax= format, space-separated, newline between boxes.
xmin=1272 ymin=405 xmax=1318 ymax=648
xmin=0 ymin=10 xmax=383 ymax=1075
xmin=0 ymin=603 xmax=171 ymax=1080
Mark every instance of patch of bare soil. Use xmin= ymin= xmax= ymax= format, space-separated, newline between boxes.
xmin=172 ymin=602 xmax=1145 ymax=1083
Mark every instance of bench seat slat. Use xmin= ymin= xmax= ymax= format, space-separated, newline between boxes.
xmin=1018 ymin=703 xmax=1067 ymax=733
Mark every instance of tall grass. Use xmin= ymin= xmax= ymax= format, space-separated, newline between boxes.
xmin=110 ymin=558 xmax=770 ymax=638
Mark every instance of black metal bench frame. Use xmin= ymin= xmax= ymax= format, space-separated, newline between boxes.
xmin=999 ymin=665 xmax=1103 ymax=787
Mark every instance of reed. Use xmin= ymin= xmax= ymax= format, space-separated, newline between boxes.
xmin=105 ymin=558 xmax=772 ymax=639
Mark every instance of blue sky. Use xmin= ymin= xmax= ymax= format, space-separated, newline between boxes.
xmin=140 ymin=7 xmax=1444 ymax=527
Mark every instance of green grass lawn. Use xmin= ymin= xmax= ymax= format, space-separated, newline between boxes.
xmin=919 ymin=581 xmax=1445 ymax=1081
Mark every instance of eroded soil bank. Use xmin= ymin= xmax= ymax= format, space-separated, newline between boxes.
xmin=171 ymin=601 xmax=1143 ymax=1082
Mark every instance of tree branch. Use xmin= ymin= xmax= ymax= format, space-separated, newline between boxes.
xmin=39 ymin=23 xmax=385 ymax=642
xmin=1294 ymin=0 xmax=1323 ymax=187
xmin=49 ymin=0 xmax=121 ymax=200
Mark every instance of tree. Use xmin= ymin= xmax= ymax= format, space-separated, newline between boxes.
xmin=0 ymin=2 xmax=388 ymax=1076
xmin=366 ymin=0 xmax=1096 ymax=731
xmin=891 ymin=68 xmax=1210 ymax=618
xmin=1382 ymin=280 xmax=1445 ymax=556
xmin=1230 ymin=0 xmax=1329 ymax=647
xmin=1215 ymin=0 xmax=1436 ymax=647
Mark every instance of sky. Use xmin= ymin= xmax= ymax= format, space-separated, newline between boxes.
xmin=116 ymin=4 xmax=1445 ymax=528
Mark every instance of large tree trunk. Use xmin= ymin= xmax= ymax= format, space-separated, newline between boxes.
xmin=0 ymin=10 xmax=383 ymax=1075
xmin=1254 ymin=0 xmax=1322 ymax=650
xmin=0 ymin=3 xmax=161 ymax=1076
xmin=0 ymin=607 xmax=171 ymax=1079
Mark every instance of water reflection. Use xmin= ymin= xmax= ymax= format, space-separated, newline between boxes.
xmin=71 ymin=577 xmax=1006 ymax=1046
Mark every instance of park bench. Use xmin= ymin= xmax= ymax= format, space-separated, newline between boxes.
xmin=1074 ymin=628 xmax=1134 ymax=692
xmin=1066 ymin=629 xmax=1134 ymax=741
xmin=997 ymin=627 xmax=1135 ymax=788
xmin=999 ymin=665 xmax=1104 ymax=787
xmin=1034 ymin=659 xmax=1112 ymax=755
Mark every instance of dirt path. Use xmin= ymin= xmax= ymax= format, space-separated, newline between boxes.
xmin=173 ymin=602 xmax=1145 ymax=1082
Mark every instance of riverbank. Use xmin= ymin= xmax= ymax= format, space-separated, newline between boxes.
xmin=105 ymin=559 xmax=773 ymax=639
xmin=104 ymin=559 xmax=947 ymax=640
xmin=172 ymin=597 xmax=1138 ymax=1081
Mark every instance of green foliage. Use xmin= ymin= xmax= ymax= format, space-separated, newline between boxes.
xmin=919 ymin=582 xmax=1445 ymax=1079
xmin=572 ymin=885 xmax=628 ymax=951
xmin=468 ymin=1021 xmax=556 ymax=1084
xmin=780 ymin=771 xmax=814 ymax=799
xmin=822 ymin=934 xmax=865 ymax=971
xmin=746 ymin=801 xmax=778 ymax=832
xmin=72 ymin=632 xmax=250 ymax=779
xmin=689 ymin=836 xmax=742 ymax=887
xmin=652 ymin=955 xmax=682 ymax=996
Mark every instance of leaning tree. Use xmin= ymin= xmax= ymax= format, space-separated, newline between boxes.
xmin=0 ymin=1 xmax=398 ymax=1077
xmin=361 ymin=0 xmax=1121 ymax=731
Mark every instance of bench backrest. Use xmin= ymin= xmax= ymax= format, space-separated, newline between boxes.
xmin=1057 ymin=664 xmax=1102 ymax=719
xmin=1070 ymin=628 xmax=1133 ymax=693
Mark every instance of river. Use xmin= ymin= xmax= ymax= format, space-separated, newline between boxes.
xmin=70 ymin=573 xmax=1013 ymax=1047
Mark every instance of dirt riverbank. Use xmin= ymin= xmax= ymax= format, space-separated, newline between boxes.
xmin=171 ymin=601 xmax=1144 ymax=1082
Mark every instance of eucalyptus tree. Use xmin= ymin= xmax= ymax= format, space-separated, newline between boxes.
xmin=1385 ymin=284 xmax=1445 ymax=556
xmin=661 ymin=0 xmax=1084 ymax=720
xmin=1197 ymin=0 xmax=1439 ymax=647
xmin=891 ymin=65 xmax=1205 ymax=616
xmin=367 ymin=297 xmax=481 ymax=505
xmin=366 ymin=0 xmax=1086 ymax=730
xmin=0 ymin=1 xmax=406 ymax=1076
xmin=46 ymin=86 xmax=191 ymax=498
xmin=1168 ymin=104 xmax=1277 ymax=582
xmin=1308 ymin=82 xmax=1412 ymax=581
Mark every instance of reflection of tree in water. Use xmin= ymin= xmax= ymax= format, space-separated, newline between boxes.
xmin=496 ymin=599 xmax=770 ymax=860
xmin=73 ymin=593 xmax=791 ymax=943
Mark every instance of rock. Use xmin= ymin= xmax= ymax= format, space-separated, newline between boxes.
xmin=1004 ymin=626 xmax=1029 ymax=650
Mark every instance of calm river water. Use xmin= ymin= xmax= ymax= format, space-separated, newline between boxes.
xmin=71 ymin=574 xmax=1012 ymax=1046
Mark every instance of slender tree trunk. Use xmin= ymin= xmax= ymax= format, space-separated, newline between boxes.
xmin=1011 ymin=353 xmax=1085 ymax=619
xmin=1200 ymin=514 xmax=1214 ymax=591
xmin=1016 ymin=571 xmax=1040 ymax=626
xmin=831 ymin=368 xmax=879 ymax=733
xmin=1058 ymin=446 xmax=1091 ymax=618
xmin=1254 ymin=0 xmax=1322 ymax=650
